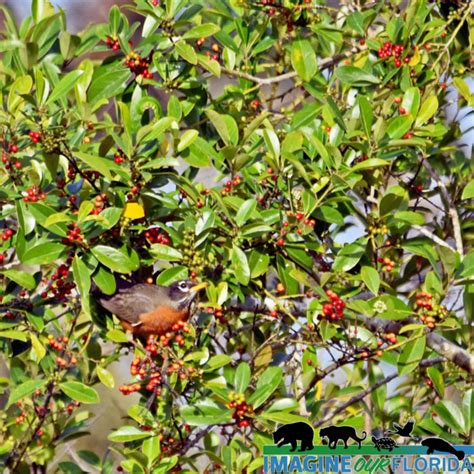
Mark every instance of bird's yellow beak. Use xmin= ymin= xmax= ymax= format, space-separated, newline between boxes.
xmin=190 ymin=281 xmax=208 ymax=293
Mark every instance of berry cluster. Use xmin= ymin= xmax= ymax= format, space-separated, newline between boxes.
xmin=22 ymin=185 xmax=46 ymax=203
xmin=321 ymin=289 xmax=346 ymax=321
xmin=414 ymin=291 xmax=448 ymax=329
xmin=276 ymin=283 xmax=285 ymax=295
xmin=384 ymin=332 xmax=397 ymax=345
xmin=41 ymin=127 xmax=67 ymax=154
xmin=144 ymin=227 xmax=170 ymax=245
xmin=221 ymin=175 xmax=241 ymax=195
xmin=166 ymin=359 xmax=195 ymax=382
xmin=41 ymin=262 xmax=76 ymax=301
xmin=377 ymin=41 xmax=411 ymax=67
xmin=28 ymin=131 xmax=41 ymax=144
xmin=378 ymin=256 xmax=395 ymax=273
xmin=120 ymin=356 xmax=163 ymax=395
xmin=1 ymin=227 xmax=15 ymax=241
xmin=114 ymin=150 xmax=125 ymax=164
xmin=250 ymin=99 xmax=261 ymax=110
xmin=105 ymin=35 xmax=120 ymax=51
xmin=181 ymin=229 xmax=205 ymax=277
xmin=196 ymin=38 xmax=220 ymax=61
xmin=1 ymin=150 xmax=22 ymax=170
xmin=207 ymin=306 xmax=225 ymax=323
xmin=228 ymin=392 xmax=253 ymax=428
xmin=145 ymin=321 xmax=191 ymax=352
xmin=91 ymin=193 xmax=107 ymax=216
xmin=62 ymin=222 xmax=83 ymax=245
xmin=151 ymin=0 xmax=159 ymax=6
xmin=368 ymin=223 xmax=389 ymax=236
xmin=125 ymin=52 xmax=153 ymax=79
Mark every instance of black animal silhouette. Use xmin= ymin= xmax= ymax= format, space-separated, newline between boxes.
xmin=372 ymin=436 xmax=397 ymax=452
xmin=385 ymin=419 xmax=414 ymax=437
xmin=320 ymin=425 xmax=367 ymax=449
xmin=273 ymin=422 xmax=314 ymax=452
xmin=422 ymin=437 xmax=465 ymax=460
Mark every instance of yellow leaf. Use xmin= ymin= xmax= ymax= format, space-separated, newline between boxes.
xmin=123 ymin=202 xmax=145 ymax=220
xmin=409 ymin=49 xmax=420 ymax=66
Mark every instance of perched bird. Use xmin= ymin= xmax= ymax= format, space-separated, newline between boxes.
xmin=97 ymin=280 xmax=207 ymax=338
xmin=385 ymin=419 xmax=414 ymax=437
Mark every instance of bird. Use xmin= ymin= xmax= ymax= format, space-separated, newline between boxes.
xmin=96 ymin=280 xmax=207 ymax=338
xmin=385 ymin=419 xmax=415 ymax=437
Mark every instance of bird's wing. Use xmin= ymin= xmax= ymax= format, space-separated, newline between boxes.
xmin=393 ymin=423 xmax=402 ymax=431
xmin=98 ymin=284 xmax=163 ymax=325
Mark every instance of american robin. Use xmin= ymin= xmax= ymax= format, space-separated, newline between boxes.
xmin=97 ymin=280 xmax=207 ymax=338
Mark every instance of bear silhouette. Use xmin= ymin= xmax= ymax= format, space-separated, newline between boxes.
xmin=320 ymin=425 xmax=367 ymax=449
xmin=273 ymin=422 xmax=314 ymax=452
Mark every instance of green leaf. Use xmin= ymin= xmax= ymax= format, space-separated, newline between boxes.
xmin=0 ymin=269 xmax=36 ymax=290
xmin=231 ymin=246 xmax=250 ymax=286
xmin=180 ymin=399 xmax=232 ymax=426
xmin=453 ymin=77 xmax=473 ymax=104
xmin=205 ymin=110 xmax=238 ymax=146
xmin=433 ymin=400 xmax=466 ymax=435
xmin=177 ymin=129 xmax=199 ymax=152
xmin=361 ymin=266 xmax=380 ymax=295
xmin=398 ymin=336 xmax=426 ymax=375
xmin=358 ymin=95 xmax=373 ymax=138
xmin=59 ymin=382 xmax=100 ymax=404
xmin=149 ymin=244 xmax=183 ymax=261
xmin=235 ymin=199 xmax=257 ymax=226
xmin=462 ymin=389 xmax=472 ymax=435
xmin=427 ymin=366 xmax=444 ymax=398
xmin=248 ymin=366 xmax=282 ymax=409
xmin=91 ymin=245 xmax=139 ymax=273
xmin=21 ymin=242 xmax=64 ymax=265
xmin=88 ymin=67 xmax=129 ymax=105
xmin=30 ymin=333 xmax=46 ymax=361
xmin=414 ymin=96 xmax=438 ymax=127
xmin=291 ymin=40 xmax=317 ymax=82
xmin=108 ymin=426 xmax=151 ymax=442
xmin=106 ymin=329 xmax=129 ymax=343
xmin=156 ymin=266 xmax=188 ymax=285
xmin=46 ymin=70 xmax=83 ymax=104
xmin=204 ymin=354 xmax=233 ymax=372
xmin=314 ymin=205 xmax=344 ymax=225
xmin=183 ymin=23 xmax=220 ymax=40
xmin=175 ymin=41 xmax=197 ymax=64
xmin=96 ymin=366 xmax=115 ymax=389
xmin=262 ymin=129 xmax=280 ymax=159
xmin=351 ymin=158 xmax=389 ymax=171
xmin=387 ymin=115 xmax=413 ymax=139
xmin=7 ymin=380 xmax=47 ymax=407
xmin=143 ymin=436 xmax=160 ymax=467
xmin=401 ymin=87 xmax=420 ymax=116
xmin=74 ymin=152 xmax=117 ymax=180
xmin=234 ymin=362 xmax=251 ymax=393
xmin=335 ymin=66 xmax=379 ymax=85
xmin=461 ymin=179 xmax=474 ymax=200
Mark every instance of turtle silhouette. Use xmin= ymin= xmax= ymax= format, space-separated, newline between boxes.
xmin=372 ymin=436 xmax=398 ymax=452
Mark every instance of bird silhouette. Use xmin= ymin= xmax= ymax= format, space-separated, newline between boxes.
xmin=385 ymin=419 xmax=414 ymax=437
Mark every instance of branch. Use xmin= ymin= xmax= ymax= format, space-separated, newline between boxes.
xmin=423 ymin=159 xmax=464 ymax=256
xmin=411 ymin=224 xmax=456 ymax=252
xmin=221 ymin=49 xmax=356 ymax=86
xmin=313 ymin=357 xmax=445 ymax=428
xmin=360 ymin=315 xmax=474 ymax=374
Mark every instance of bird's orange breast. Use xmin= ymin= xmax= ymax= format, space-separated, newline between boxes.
xmin=121 ymin=305 xmax=189 ymax=337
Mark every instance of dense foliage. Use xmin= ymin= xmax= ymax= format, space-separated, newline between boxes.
xmin=0 ymin=0 xmax=472 ymax=472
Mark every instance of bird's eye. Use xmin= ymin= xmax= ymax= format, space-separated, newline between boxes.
xmin=178 ymin=281 xmax=188 ymax=291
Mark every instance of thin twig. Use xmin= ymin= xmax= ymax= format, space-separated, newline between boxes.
xmin=423 ymin=159 xmax=464 ymax=256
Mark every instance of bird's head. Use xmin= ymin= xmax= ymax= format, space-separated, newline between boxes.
xmin=166 ymin=280 xmax=207 ymax=311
